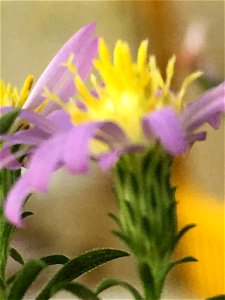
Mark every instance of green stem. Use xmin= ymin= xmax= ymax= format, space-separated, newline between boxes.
xmin=112 ymin=145 xmax=177 ymax=300
xmin=0 ymin=169 xmax=20 ymax=299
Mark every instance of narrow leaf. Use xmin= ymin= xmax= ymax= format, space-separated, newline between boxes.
xmin=167 ymin=256 xmax=198 ymax=274
xmin=36 ymin=248 xmax=129 ymax=300
xmin=112 ymin=230 xmax=131 ymax=245
xmin=0 ymin=108 xmax=20 ymax=134
xmin=95 ymin=277 xmax=142 ymax=300
xmin=9 ymin=247 xmax=24 ymax=265
xmin=124 ymin=200 xmax=136 ymax=225
xmin=8 ymin=254 xmax=70 ymax=299
xmin=108 ymin=213 xmax=121 ymax=227
xmin=41 ymin=255 xmax=69 ymax=265
xmin=51 ymin=282 xmax=100 ymax=300
xmin=8 ymin=260 xmax=45 ymax=300
xmin=171 ymin=223 xmax=196 ymax=250
xmin=206 ymin=295 xmax=225 ymax=300
xmin=6 ymin=273 xmax=18 ymax=286
xmin=21 ymin=211 xmax=34 ymax=219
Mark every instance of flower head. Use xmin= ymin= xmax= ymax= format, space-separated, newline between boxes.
xmin=0 ymin=23 xmax=98 ymax=169
xmin=2 ymin=36 xmax=224 ymax=227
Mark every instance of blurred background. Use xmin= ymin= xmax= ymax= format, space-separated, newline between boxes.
xmin=1 ymin=1 xmax=224 ymax=299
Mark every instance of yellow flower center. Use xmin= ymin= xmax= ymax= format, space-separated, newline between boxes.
xmin=0 ymin=75 xmax=33 ymax=109
xmin=44 ymin=38 xmax=202 ymax=143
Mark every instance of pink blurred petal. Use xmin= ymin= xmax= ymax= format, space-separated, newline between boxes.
xmin=183 ymin=81 xmax=225 ymax=130
xmin=185 ymin=97 xmax=224 ymax=130
xmin=0 ymin=147 xmax=21 ymax=170
xmin=26 ymin=134 xmax=65 ymax=191
xmin=187 ymin=131 xmax=207 ymax=144
xmin=20 ymin=110 xmax=61 ymax=134
xmin=99 ymin=150 xmax=122 ymax=171
xmin=4 ymin=128 xmax=50 ymax=147
xmin=207 ymin=112 xmax=222 ymax=129
xmin=99 ymin=144 xmax=144 ymax=171
xmin=4 ymin=174 xmax=31 ymax=227
xmin=63 ymin=123 xmax=101 ymax=174
xmin=24 ymin=23 xmax=97 ymax=111
xmin=47 ymin=110 xmax=73 ymax=131
xmin=143 ymin=107 xmax=188 ymax=155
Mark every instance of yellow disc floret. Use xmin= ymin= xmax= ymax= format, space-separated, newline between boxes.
xmin=44 ymin=38 xmax=202 ymax=143
xmin=0 ymin=75 xmax=33 ymax=108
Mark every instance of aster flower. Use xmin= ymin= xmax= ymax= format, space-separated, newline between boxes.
xmin=2 ymin=38 xmax=224 ymax=226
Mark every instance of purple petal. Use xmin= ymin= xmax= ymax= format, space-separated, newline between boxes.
xmin=207 ymin=112 xmax=222 ymax=129
xmin=0 ymin=106 xmax=14 ymax=114
xmin=63 ymin=123 xmax=101 ymax=173
xmin=99 ymin=150 xmax=122 ymax=170
xmin=63 ymin=121 xmax=130 ymax=174
xmin=95 ymin=122 xmax=129 ymax=148
xmin=3 ymin=128 xmax=50 ymax=147
xmin=187 ymin=131 xmax=207 ymax=144
xmin=98 ymin=144 xmax=145 ymax=171
xmin=143 ymin=107 xmax=188 ymax=155
xmin=0 ymin=147 xmax=21 ymax=170
xmin=26 ymin=134 xmax=65 ymax=192
xmin=20 ymin=110 xmax=61 ymax=134
xmin=47 ymin=110 xmax=73 ymax=131
xmin=185 ymin=82 xmax=224 ymax=113
xmin=24 ymin=23 xmax=97 ymax=111
xmin=184 ymin=97 xmax=224 ymax=130
xmin=183 ymin=81 xmax=225 ymax=130
xmin=4 ymin=174 xmax=31 ymax=227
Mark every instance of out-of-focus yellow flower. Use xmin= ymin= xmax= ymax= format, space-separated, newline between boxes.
xmin=0 ymin=76 xmax=33 ymax=108
xmin=173 ymin=161 xmax=224 ymax=298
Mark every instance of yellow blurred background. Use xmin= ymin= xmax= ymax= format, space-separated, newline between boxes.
xmin=1 ymin=1 xmax=224 ymax=299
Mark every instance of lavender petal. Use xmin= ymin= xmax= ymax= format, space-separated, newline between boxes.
xmin=143 ymin=107 xmax=188 ymax=155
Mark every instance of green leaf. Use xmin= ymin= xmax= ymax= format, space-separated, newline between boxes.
xmin=95 ymin=277 xmax=142 ymax=300
xmin=139 ymin=262 xmax=155 ymax=291
xmin=0 ymin=277 xmax=5 ymax=290
xmin=108 ymin=213 xmax=121 ymax=228
xmin=0 ymin=108 xmax=20 ymax=134
xmin=130 ymin=173 xmax=140 ymax=198
xmin=51 ymin=282 xmax=100 ymax=300
xmin=21 ymin=211 xmax=34 ymax=219
xmin=112 ymin=230 xmax=131 ymax=245
xmin=141 ymin=216 xmax=151 ymax=237
xmin=36 ymin=248 xmax=129 ymax=300
xmin=6 ymin=273 xmax=18 ymax=286
xmin=206 ymin=295 xmax=225 ymax=300
xmin=8 ymin=254 xmax=69 ymax=299
xmin=124 ymin=200 xmax=136 ymax=225
xmin=9 ymin=248 xmax=24 ymax=265
xmin=8 ymin=259 xmax=45 ymax=300
xmin=167 ymin=256 xmax=198 ymax=274
xmin=0 ymin=277 xmax=6 ymax=299
xmin=115 ymin=163 xmax=126 ymax=186
xmin=171 ymin=223 xmax=196 ymax=251
xmin=41 ymin=254 xmax=69 ymax=265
